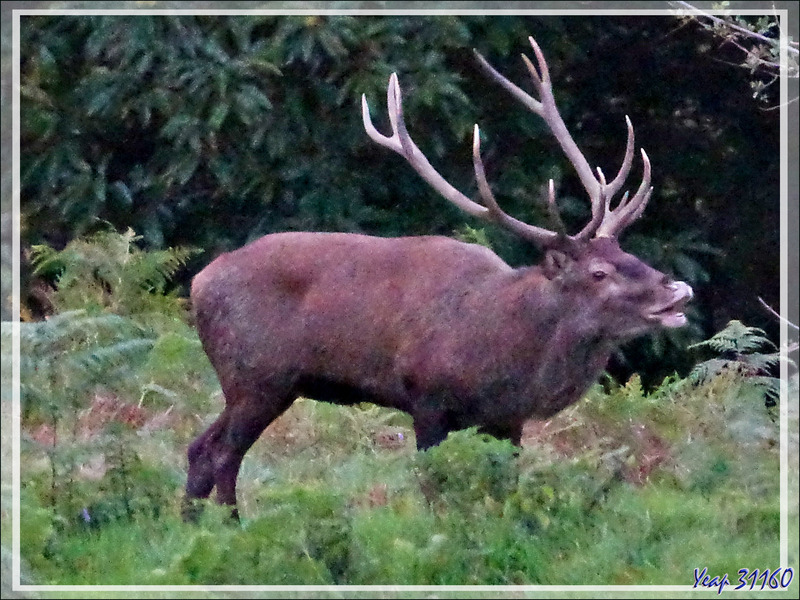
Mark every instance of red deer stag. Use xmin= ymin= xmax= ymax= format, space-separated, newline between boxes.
xmin=184 ymin=36 xmax=693 ymax=516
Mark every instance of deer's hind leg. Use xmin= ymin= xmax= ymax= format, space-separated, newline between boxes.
xmin=184 ymin=383 xmax=294 ymax=520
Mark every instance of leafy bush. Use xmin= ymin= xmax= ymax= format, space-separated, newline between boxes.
xmin=689 ymin=319 xmax=785 ymax=404
xmin=416 ymin=428 xmax=518 ymax=509
xmin=18 ymin=229 xmax=217 ymax=542
xmin=29 ymin=226 xmax=197 ymax=318
xmin=20 ymin=15 xmax=497 ymax=250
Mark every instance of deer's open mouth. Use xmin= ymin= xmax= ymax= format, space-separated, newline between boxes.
xmin=647 ymin=282 xmax=693 ymax=327
xmin=650 ymin=306 xmax=687 ymax=327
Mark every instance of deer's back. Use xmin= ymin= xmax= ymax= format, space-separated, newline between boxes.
xmin=190 ymin=232 xmax=514 ymax=398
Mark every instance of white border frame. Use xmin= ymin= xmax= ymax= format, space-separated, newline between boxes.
xmin=6 ymin=2 xmax=796 ymax=596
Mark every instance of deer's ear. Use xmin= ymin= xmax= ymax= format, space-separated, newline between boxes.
xmin=543 ymin=249 xmax=572 ymax=279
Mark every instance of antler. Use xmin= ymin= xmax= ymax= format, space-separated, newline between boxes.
xmin=474 ymin=36 xmax=652 ymax=240
xmin=361 ymin=36 xmax=653 ymax=248
xmin=362 ymin=73 xmax=561 ymax=248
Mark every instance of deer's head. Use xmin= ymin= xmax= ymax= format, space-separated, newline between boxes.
xmin=362 ymin=36 xmax=693 ymax=340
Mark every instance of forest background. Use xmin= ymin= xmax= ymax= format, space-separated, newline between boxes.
xmin=2 ymin=2 xmax=798 ymax=381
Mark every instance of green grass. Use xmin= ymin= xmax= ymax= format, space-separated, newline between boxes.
xmin=3 ymin=319 xmax=797 ymax=594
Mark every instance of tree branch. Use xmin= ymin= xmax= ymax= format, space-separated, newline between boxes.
xmin=675 ymin=1 xmax=799 ymax=56
xmin=759 ymin=296 xmax=800 ymax=331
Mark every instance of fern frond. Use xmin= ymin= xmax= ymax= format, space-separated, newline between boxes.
xmin=688 ymin=358 xmax=731 ymax=386
xmin=30 ymin=244 xmax=63 ymax=276
xmin=128 ymin=246 xmax=198 ymax=294
xmin=745 ymin=376 xmax=782 ymax=404
xmin=30 ymin=227 xmax=198 ymax=317
xmin=20 ymin=310 xmax=154 ymax=375
xmin=68 ymin=338 xmax=156 ymax=377
xmin=21 ymin=310 xmax=149 ymax=359
xmin=19 ymin=308 xmax=161 ymax=418
xmin=739 ymin=351 xmax=784 ymax=373
xmin=688 ymin=320 xmax=785 ymax=407
xmin=689 ymin=320 xmax=775 ymax=355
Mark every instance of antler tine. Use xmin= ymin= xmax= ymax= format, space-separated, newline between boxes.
xmin=473 ymin=49 xmax=543 ymax=114
xmin=362 ymin=94 xmax=395 ymax=151
xmin=471 ymin=125 xmax=504 ymax=218
xmin=604 ymin=116 xmax=636 ymax=200
xmin=476 ymin=36 xmax=656 ymax=241
xmin=545 ymin=179 xmax=568 ymax=237
xmin=361 ymin=73 xmax=419 ymax=160
xmin=388 ymin=74 xmax=420 ymax=161
xmin=362 ymin=74 xmax=490 ymax=219
xmin=472 ymin=125 xmax=560 ymax=245
xmin=522 ymin=36 xmax=549 ymax=93
xmin=386 ymin=73 xmax=401 ymax=142
xmin=595 ymin=149 xmax=652 ymax=238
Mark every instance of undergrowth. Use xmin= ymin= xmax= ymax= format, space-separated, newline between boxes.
xmin=5 ymin=229 xmax=796 ymax=590
xmin=12 ymin=359 xmax=790 ymax=587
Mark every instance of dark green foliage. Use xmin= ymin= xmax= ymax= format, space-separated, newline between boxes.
xmin=416 ymin=428 xmax=519 ymax=510
xmin=20 ymin=15 xmax=487 ymax=250
xmin=18 ymin=14 xmax=782 ymax=379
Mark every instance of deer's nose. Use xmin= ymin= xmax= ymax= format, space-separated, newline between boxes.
xmin=669 ymin=281 xmax=694 ymax=299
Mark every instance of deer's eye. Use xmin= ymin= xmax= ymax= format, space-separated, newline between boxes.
xmin=592 ymin=270 xmax=608 ymax=281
